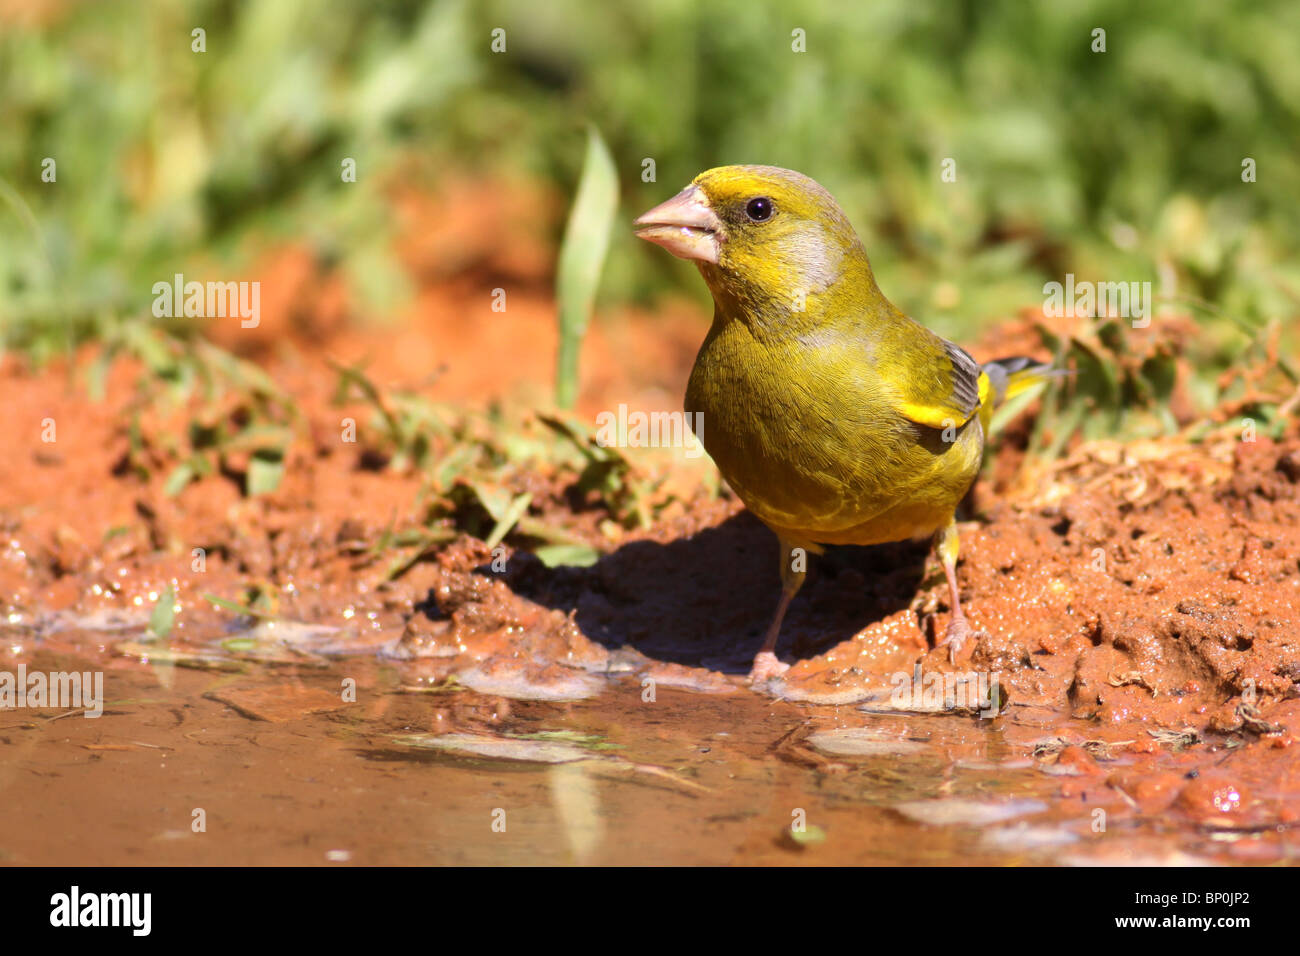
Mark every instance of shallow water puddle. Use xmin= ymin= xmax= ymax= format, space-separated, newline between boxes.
xmin=3 ymin=624 xmax=1298 ymax=865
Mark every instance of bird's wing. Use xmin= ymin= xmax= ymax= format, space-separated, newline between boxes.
xmin=892 ymin=332 xmax=991 ymax=430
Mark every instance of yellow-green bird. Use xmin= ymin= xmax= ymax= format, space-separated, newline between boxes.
xmin=634 ymin=165 xmax=1054 ymax=684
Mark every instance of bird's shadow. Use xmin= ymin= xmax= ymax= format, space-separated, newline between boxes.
xmin=493 ymin=511 xmax=930 ymax=674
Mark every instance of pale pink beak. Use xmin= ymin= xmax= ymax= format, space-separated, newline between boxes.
xmin=633 ymin=185 xmax=723 ymax=264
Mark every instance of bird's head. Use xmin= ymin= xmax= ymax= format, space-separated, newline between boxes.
xmin=634 ymin=165 xmax=879 ymax=324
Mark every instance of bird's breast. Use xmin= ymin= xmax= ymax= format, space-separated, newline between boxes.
xmin=686 ymin=318 xmax=983 ymax=543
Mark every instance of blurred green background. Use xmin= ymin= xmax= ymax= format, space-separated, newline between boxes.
xmin=2 ymin=0 xmax=1298 ymax=410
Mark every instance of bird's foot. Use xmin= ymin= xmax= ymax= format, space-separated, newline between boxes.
xmin=939 ymin=614 xmax=986 ymax=665
xmin=747 ymin=651 xmax=790 ymax=686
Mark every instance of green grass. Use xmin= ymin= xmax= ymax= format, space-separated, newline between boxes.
xmin=2 ymin=0 xmax=1297 ymax=453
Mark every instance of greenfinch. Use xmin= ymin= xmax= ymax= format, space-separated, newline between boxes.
xmin=634 ymin=165 xmax=1054 ymax=683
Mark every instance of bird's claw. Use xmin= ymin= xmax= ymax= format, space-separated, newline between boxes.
xmin=939 ymin=615 xmax=986 ymax=664
xmin=747 ymin=651 xmax=790 ymax=685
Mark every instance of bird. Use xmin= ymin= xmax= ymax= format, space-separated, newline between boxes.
xmin=633 ymin=165 xmax=1056 ymax=684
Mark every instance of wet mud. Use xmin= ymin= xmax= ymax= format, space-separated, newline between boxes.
xmin=3 ymin=343 xmax=1299 ymax=865
xmin=2 ymin=176 xmax=1298 ymax=865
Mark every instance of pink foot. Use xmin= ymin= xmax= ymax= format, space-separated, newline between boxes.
xmin=939 ymin=614 xmax=986 ymax=664
xmin=747 ymin=651 xmax=790 ymax=685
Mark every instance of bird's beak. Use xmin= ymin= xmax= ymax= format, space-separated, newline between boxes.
xmin=633 ymin=185 xmax=723 ymax=264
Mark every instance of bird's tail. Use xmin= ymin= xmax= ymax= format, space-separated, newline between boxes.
xmin=976 ymin=356 xmax=1066 ymax=435
xmin=980 ymin=356 xmax=1062 ymax=409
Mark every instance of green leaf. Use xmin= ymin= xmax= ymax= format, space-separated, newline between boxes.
xmin=484 ymin=491 xmax=532 ymax=549
xmin=382 ymin=527 xmax=458 ymax=581
xmin=554 ymin=124 xmax=618 ymax=408
xmin=538 ymin=412 xmax=623 ymax=465
xmin=246 ymin=449 xmax=285 ymax=496
xmin=532 ymin=543 xmax=601 ymax=568
xmin=223 ymin=424 xmax=293 ymax=454
xmin=163 ymin=461 xmax=196 ymax=497
xmin=148 ymin=585 xmax=176 ymax=640
xmin=786 ymin=824 xmax=827 ymax=847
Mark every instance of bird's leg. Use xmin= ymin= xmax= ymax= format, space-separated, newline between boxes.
xmin=935 ymin=520 xmax=983 ymax=664
xmin=749 ymin=590 xmax=795 ymax=683
xmin=748 ymin=536 xmax=808 ymax=685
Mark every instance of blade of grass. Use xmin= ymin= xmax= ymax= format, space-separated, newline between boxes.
xmin=202 ymin=593 xmax=279 ymax=620
xmin=554 ymin=124 xmax=618 ymax=409
xmin=484 ymin=491 xmax=532 ymax=549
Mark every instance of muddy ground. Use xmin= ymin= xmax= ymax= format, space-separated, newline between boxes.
xmin=2 ymin=182 xmax=1299 ymax=866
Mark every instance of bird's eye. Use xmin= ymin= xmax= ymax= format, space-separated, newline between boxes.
xmin=745 ymin=197 xmax=774 ymax=222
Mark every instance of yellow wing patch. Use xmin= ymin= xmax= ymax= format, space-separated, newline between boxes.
xmin=896 ymin=401 xmax=969 ymax=430
xmin=883 ymin=323 xmax=988 ymax=431
xmin=897 ymin=371 xmax=992 ymax=430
